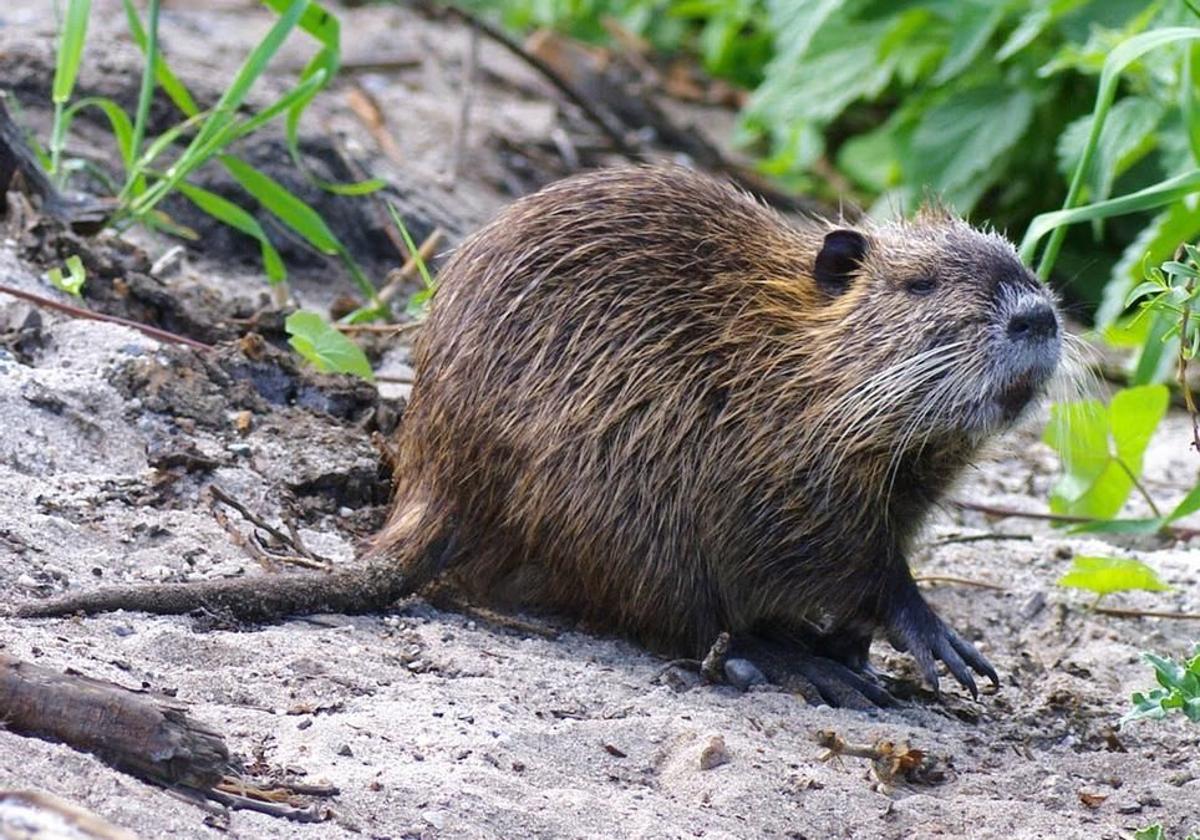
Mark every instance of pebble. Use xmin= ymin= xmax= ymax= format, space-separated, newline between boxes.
xmin=699 ymin=735 xmax=730 ymax=771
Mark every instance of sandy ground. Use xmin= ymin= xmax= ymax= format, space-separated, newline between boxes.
xmin=2 ymin=2 xmax=1200 ymax=839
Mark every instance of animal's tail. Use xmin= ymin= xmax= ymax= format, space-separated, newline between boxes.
xmin=10 ymin=498 xmax=449 ymax=623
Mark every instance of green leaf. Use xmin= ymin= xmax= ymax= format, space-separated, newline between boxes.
xmin=1057 ymin=555 xmax=1170 ymax=595
xmin=220 ymin=154 xmax=340 ymax=254
xmin=1099 ymin=198 xmax=1200 ymax=327
xmin=1044 ymin=386 xmax=1168 ymax=520
xmin=1031 ymin=26 xmax=1200 ymax=279
xmin=1133 ymin=825 xmax=1165 ymax=840
xmin=176 ymin=182 xmax=286 ymax=284
xmin=907 ymin=85 xmax=1034 ymax=213
xmin=931 ymin=1 xmax=1006 ymax=85
xmin=996 ymin=0 xmax=1090 ymax=61
xmin=285 ymin=310 xmax=373 ymax=381
xmin=1021 ymin=169 xmax=1200 ymax=265
xmin=63 ymin=96 xmax=135 ymax=169
xmin=1167 ymin=482 xmax=1200 ymax=523
xmin=1055 ymin=96 xmax=1163 ymax=203
xmin=53 ymin=0 xmax=92 ymax=104
xmin=1109 ymin=384 xmax=1169 ymax=472
xmin=47 ymin=255 xmax=87 ymax=298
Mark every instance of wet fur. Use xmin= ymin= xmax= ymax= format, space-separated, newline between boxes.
xmin=377 ymin=166 xmax=1049 ymax=660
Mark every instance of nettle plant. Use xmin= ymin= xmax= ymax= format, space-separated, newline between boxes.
xmin=1020 ymin=23 xmax=1200 ymax=538
xmin=43 ymin=0 xmax=435 ymax=378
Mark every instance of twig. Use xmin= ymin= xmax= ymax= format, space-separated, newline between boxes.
xmin=374 ymin=374 xmax=414 ymax=385
xmin=446 ymin=20 xmax=481 ymax=182
xmin=950 ymin=499 xmax=1200 ymax=541
xmin=205 ymin=787 xmax=326 ymax=823
xmin=0 ymin=282 xmax=212 ymax=350
xmin=334 ymin=322 xmax=423 ymax=336
xmin=1179 ymin=275 xmax=1200 ymax=453
xmin=914 ymin=575 xmax=1007 ymax=592
xmin=422 ymin=3 xmax=636 ymax=156
xmin=1093 ymin=605 xmax=1200 ymax=621
xmin=926 ymin=533 xmax=1034 ymax=547
xmin=208 ymin=486 xmax=331 ymax=565
xmin=377 ymin=228 xmax=444 ymax=305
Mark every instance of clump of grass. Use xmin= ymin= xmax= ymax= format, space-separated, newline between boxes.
xmin=47 ymin=0 xmax=385 ymax=312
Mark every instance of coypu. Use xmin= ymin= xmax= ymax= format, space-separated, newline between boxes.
xmin=13 ymin=166 xmax=1062 ymax=707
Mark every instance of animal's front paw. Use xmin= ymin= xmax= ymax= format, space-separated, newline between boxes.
xmin=882 ymin=582 xmax=998 ymax=698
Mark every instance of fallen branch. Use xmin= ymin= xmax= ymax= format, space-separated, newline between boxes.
xmin=0 ymin=653 xmax=229 ymax=789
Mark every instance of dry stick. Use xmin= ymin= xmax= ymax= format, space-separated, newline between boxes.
xmin=206 ymin=786 xmax=325 ymax=823
xmin=950 ymin=499 xmax=1200 ymax=541
xmin=914 ymin=575 xmax=1007 ymax=592
xmin=926 ymin=533 xmax=1034 ymax=547
xmin=0 ymin=283 xmax=213 ymax=350
xmin=427 ymin=3 xmax=636 ymax=156
xmin=377 ymin=227 xmax=444 ymax=304
xmin=446 ymin=21 xmax=481 ymax=183
xmin=334 ymin=322 xmax=423 ymax=335
xmin=209 ymin=486 xmax=330 ymax=565
xmin=1180 ymin=276 xmax=1200 ymax=453
xmin=1094 ymin=605 xmax=1200 ymax=621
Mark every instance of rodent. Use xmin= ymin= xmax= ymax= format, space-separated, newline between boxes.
xmin=14 ymin=166 xmax=1062 ymax=707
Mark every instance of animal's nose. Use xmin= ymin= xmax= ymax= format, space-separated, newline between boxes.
xmin=1007 ymin=303 xmax=1058 ymax=343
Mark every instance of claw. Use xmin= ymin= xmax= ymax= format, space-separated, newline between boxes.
xmin=883 ymin=568 xmax=998 ymax=699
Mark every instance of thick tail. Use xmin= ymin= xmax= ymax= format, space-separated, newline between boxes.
xmin=11 ymin=499 xmax=451 ymax=623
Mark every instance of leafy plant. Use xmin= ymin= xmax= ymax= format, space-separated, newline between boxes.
xmin=46 ymin=255 xmax=87 ymax=298
xmin=1135 ymin=824 xmax=1200 ymax=840
xmin=1123 ymin=646 xmax=1200 ymax=724
xmin=47 ymin=0 xmax=384 ymax=310
xmin=1042 ymin=385 xmax=1169 ymax=523
xmin=1056 ymin=555 xmax=1169 ymax=598
xmin=285 ymin=310 xmax=374 ymax=380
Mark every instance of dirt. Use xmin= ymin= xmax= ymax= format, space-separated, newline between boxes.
xmin=2 ymin=2 xmax=1200 ymax=839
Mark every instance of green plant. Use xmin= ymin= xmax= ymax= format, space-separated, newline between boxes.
xmin=46 ymin=254 xmax=87 ymax=298
xmin=1123 ymin=646 xmax=1200 ymax=724
xmin=1135 ymin=824 xmax=1200 ymax=840
xmin=47 ymin=0 xmax=385 ymax=309
xmin=285 ymin=310 xmax=374 ymax=380
xmin=1057 ymin=554 xmax=1169 ymax=601
xmin=388 ymin=203 xmax=438 ymax=320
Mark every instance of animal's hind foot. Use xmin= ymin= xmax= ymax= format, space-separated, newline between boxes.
xmin=729 ymin=637 xmax=895 ymax=710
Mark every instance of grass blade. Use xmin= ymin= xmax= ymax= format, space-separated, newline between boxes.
xmin=1032 ymin=26 xmax=1200 ymax=279
xmin=1020 ymin=169 xmax=1200 ymax=262
xmin=125 ymin=0 xmax=161 ymax=197
xmin=219 ymin=153 xmax=339 ymax=253
xmin=176 ymin=181 xmax=286 ymax=284
xmin=63 ymin=97 xmax=135 ymax=169
xmin=121 ymin=0 xmax=199 ymax=117
xmin=49 ymin=0 xmax=92 ymax=179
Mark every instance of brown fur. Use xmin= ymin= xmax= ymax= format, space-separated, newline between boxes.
xmin=375 ymin=165 xmax=1051 ymax=660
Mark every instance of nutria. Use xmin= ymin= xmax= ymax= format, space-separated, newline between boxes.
xmin=13 ymin=166 xmax=1062 ymax=707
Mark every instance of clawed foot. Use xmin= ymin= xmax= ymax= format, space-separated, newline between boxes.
xmin=882 ymin=578 xmax=998 ymax=699
xmin=728 ymin=637 xmax=894 ymax=710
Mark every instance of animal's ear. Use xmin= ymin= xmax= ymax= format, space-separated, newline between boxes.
xmin=814 ymin=229 xmax=868 ymax=294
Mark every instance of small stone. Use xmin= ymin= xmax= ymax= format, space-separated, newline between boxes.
xmin=724 ymin=658 xmax=767 ymax=690
xmin=337 ymin=744 xmax=353 ymax=757
xmin=422 ymin=810 xmax=447 ymax=830
xmin=297 ymin=719 xmax=313 ymax=730
xmin=699 ymin=735 xmax=730 ymax=771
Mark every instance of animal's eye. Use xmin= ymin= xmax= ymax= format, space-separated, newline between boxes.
xmin=906 ymin=278 xmax=937 ymax=296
